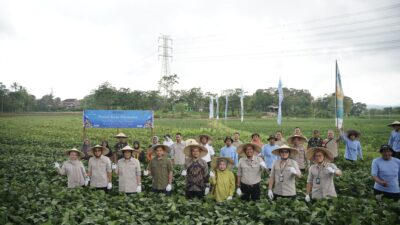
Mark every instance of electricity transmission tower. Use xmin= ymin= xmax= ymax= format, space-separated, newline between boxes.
xmin=158 ymin=34 xmax=173 ymax=78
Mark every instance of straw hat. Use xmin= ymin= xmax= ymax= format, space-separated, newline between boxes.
xmin=272 ymin=145 xmax=299 ymax=157
xmin=346 ymin=130 xmax=361 ymax=139
xmin=211 ymin=157 xmax=234 ymax=170
xmin=287 ymin=135 xmax=308 ymax=145
xmin=151 ymin=144 xmax=171 ymax=153
xmin=114 ymin=132 xmax=128 ymax=138
xmin=65 ymin=147 xmax=85 ymax=158
xmin=388 ymin=121 xmax=400 ymax=127
xmin=237 ymin=143 xmax=261 ymax=157
xmin=306 ymin=147 xmax=333 ymax=162
xmin=119 ymin=145 xmax=139 ymax=153
xmin=183 ymin=139 xmax=208 ymax=158
xmin=88 ymin=145 xmax=110 ymax=156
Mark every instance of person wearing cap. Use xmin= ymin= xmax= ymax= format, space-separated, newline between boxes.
xmin=220 ymin=136 xmax=238 ymax=167
xmin=132 ymin=141 xmax=146 ymax=163
xmin=371 ymin=144 xmax=400 ymax=200
xmin=181 ymin=139 xmax=210 ymax=199
xmin=305 ymin=147 xmax=342 ymax=202
xmin=388 ymin=121 xmax=400 ymax=159
xmin=113 ymin=133 xmax=128 ymax=164
xmin=261 ymin=135 xmax=280 ymax=171
xmin=236 ymin=143 xmax=267 ymax=201
xmin=54 ymin=148 xmax=88 ymax=188
xmin=251 ymin=133 xmax=263 ymax=148
xmin=199 ymin=134 xmax=215 ymax=167
xmin=146 ymin=144 xmax=173 ymax=194
xmin=307 ymin=130 xmax=323 ymax=149
xmin=146 ymin=136 xmax=160 ymax=162
xmin=340 ymin=128 xmax=363 ymax=161
xmin=81 ymin=138 xmax=91 ymax=160
xmin=209 ymin=157 xmax=235 ymax=202
xmin=170 ymin=133 xmax=186 ymax=166
xmin=87 ymin=145 xmax=112 ymax=191
xmin=115 ymin=145 xmax=142 ymax=194
xmin=268 ymin=145 xmax=301 ymax=200
xmin=275 ymin=131 xmax=287 ymax=147
xmin=323 ymin=130 xmax=340 ymax=161
xmin=232 ymin=132 xmax=243 ymax=148
xmin=287 ymin=135 xmax=308 ymax=172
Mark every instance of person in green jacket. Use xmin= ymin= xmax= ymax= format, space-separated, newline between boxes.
xmin=209 ymin=157 xmax=235 ymax=202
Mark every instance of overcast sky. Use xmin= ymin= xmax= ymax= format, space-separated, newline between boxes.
xmin=1 ymin=0 xmax=399 ymax=106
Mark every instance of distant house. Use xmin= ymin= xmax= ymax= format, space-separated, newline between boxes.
xmin=62 ymin=99 xmax=80 ymax=109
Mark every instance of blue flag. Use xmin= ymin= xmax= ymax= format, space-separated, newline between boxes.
xmin=335 ymin=61 xmax=344 ymax=129
xmin=277 ymin=78 xmax=283 ymax=125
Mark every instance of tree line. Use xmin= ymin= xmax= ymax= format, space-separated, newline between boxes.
xmin=1 ymin=80 xmax=398 ymax=118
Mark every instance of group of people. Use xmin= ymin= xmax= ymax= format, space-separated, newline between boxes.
xmin=54 ymin=120 xmax=400 ymax=201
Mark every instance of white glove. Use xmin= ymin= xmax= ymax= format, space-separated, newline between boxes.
xmin=84 ymin=177 xmax=90 ymax=186
xmin=236 ymin=188 xmax=242 ymax=196
xmin=210 ymin=171 xmax=215 ymax=178
xmin=268 ymin=189 xmax=274 ymax=200
xmin=111 ymin=163 xmax=117 ymax=170
xmin=166 ymin=184 xmax=172 ymax=192
xmin=227 ymin=196 xmax=232 ymax=200
xmin=260 ymin=161 xmax=267 ymax=169
xmin=305 ymin=194 xmax=311 ymax=202
xmin=54 ymin=162 xmax=60 ymax=169
xmin=326 ymin=167 xmax=336 ymax=174
xmin=143 ymin=170 xmax=149 ymax=176
xmin=205 ymin=187 xmax=210 ymax=195
xmin=181 ymin=170 xmax=187 ymax=176
xmin=136 ymin=185 xmax=142 ymax=193
xmin=290 ymin=167 xmax=298 ymax=175
xmin=107 ymin=182 xmax=112 ymax=190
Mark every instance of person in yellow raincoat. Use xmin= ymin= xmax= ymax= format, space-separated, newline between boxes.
xmin=209 ymin=157 xmax=235 ymax=202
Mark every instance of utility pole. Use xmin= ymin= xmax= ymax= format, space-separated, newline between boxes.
xmin=158 ymin=34 xmax=173 ymax=93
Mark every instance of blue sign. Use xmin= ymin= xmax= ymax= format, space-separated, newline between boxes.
xmin=83 ymin=110 xmax=154 ymax=128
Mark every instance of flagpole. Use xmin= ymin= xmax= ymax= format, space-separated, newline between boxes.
xmin=335 ymin=60 xmax=338 ymax=129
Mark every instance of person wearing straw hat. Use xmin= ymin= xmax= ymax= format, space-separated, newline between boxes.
xmin=340 ymin=128 xmax=363 ymax=161
xmin=388 ymin=121 xmax=400 ymax=159
xmin=87 ymin=145 xmax=112 ymax=191
xmin=371 ymin=144 xmax=400 ymax=200
xmin=275 ymin=131 xmax=287 ymax=147
xmin=220 ymin=136 xmax=238 ymax=167
xmin=170 ymin=133 xmax=187 ymax=166
xmin=322 ymin=130 xmax=341 ymax=161
xmin=236 ymin=143 xmax=267 ymax=201
xmin=209 ymin=157 xmax=235 ymax=202
xmin=181 ymin=139 xmax=210 ymax=199
xmin=146 ymin=144 xmax=173 ymax=194
xmin=287 ymin=134 xmax=308 ymax=172
xmin=113 ymin=132 xmax=128 ymax=164
xmin=115 ymin=145 xmax=142 ymax=194
xmin=268 ymin=145 xmax=301 ymax=200
xmin=101 ymin=140 xmax=113 ymax=159
xmin=305 ymin=147 xmax=342 ymax=202
xmin=261 ymin=135 xmax=280 ymax=171
xmin=232 ymin=132 xmax=243 ymax=148
xmin=251 ymin=133 xmax=263 ymax=148
xmin=199 ymin=134 xmax=215 ymax=167
xmin=54 ymin=148 xmax=88 ymax=188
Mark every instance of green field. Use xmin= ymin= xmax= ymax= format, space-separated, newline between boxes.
xmin=0 ymin=114 xmax=399 ymax=224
